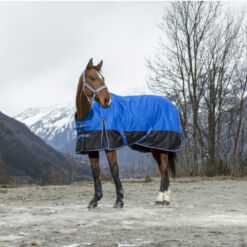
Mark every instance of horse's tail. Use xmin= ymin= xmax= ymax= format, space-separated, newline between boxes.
xmin=168 ymin=152 xmax=176 ymax=179
xmin=179 ymin=109 xmax=186 ymax=138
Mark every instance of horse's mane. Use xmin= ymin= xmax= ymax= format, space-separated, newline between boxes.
xmin=75 ymin=73 xmax=92 ymax=122
xmin=76 ymin=65 xmax=102 ymax=121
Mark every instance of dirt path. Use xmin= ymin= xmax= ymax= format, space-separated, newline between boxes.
xmin=0 ymin=178 xmax=247 ymax=247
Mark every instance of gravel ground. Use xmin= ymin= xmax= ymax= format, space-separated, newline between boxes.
xmin=0 ymin=177 xmax=247 ymax=247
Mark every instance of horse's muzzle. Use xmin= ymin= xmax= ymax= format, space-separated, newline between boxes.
xmin=102 ymin=97 xmax=112 ymax=109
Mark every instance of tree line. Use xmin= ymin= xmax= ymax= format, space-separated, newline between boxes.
xmin=147 ymin=2 xmax=247 ymax=177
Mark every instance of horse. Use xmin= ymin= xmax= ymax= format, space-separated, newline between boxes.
xmin=75 ymin=58 xmax=183 ymax=208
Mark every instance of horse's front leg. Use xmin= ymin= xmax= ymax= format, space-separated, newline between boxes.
xmin=105 ymin=150 xmax=124 ymax=208
xmin=88 ymin=151 xmax=103 ymax=209
xmin=151 ymin=149 xmax=171 ymax=205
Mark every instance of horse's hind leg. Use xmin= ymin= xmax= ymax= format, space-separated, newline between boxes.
xmin=151 ymin=149 xmax=171 ymax=205
xmin=105 ymin=150 xmax=124 ymax=208
xmin=88 ymin=151 xmax=103 ymax=209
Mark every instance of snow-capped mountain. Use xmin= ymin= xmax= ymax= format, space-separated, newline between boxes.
xmin=15 ymin=103 xmax=76 ymax=153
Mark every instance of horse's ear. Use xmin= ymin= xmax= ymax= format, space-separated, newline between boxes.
xmin=86 ymin=58 xmax=93 ymax=70
xmin=96 ymin=60 xmax=103 ymax=70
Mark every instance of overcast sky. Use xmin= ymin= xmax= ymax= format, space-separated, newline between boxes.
xmin=0 ymin=2 xmax=165 ymax=116
xmin=0 ymin=1 xmax=246 ymax=117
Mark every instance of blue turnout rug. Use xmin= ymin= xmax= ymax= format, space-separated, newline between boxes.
xmin=75 ymin=93 xmax=183 ymax=154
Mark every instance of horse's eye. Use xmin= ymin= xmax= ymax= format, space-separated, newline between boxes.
xmin=89 ymin=76 xmax=96 ymax=81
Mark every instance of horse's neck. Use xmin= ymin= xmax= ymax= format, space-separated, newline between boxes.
xmin=76 ymin=76 xmax=92 ymax=121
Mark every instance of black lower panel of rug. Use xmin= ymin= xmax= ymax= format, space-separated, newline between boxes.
xmin=76 ymin=129 xmax=182 ymax=154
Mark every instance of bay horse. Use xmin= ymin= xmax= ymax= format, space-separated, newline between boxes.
xmin=75 ymin=58 xmax=180 ymax=208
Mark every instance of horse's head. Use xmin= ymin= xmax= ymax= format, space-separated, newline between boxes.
xmin=83 ymin=58 xmax=112 ymax=109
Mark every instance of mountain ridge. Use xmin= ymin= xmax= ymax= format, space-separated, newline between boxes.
xmin=0 ymin=111 xmax=91 ymax=184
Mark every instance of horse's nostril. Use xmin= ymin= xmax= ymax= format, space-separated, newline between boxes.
xmin=104 ymin=98 xmax=109 ymax=105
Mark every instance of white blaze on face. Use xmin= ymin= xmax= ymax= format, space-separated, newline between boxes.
xmin=97 ymin=71 xmax=103 ymax=80
xmin=107 ymin=97 xmax=112 ymax=106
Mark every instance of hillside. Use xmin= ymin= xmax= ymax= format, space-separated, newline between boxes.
xmin=0 ymin=111 xmax=91 ymax=184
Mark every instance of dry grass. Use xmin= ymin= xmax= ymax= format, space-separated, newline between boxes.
xmin=144 ymin=176 xmax=152 ymax=183
xmin=0 ymin=184 xmax=16 ymax=188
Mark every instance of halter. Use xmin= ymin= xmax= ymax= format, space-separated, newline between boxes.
xmin=83 ymin=71 xmax=107 ymax=101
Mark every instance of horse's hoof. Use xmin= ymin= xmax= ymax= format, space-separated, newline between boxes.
xmin=88 ymin=201 xmax=98 ymax=209
xmin=155 ymin=201 xmax=164 ymax=205
xmin=164 ymin=200 xmax=170 ymax=205
xmin=155 ymin=200 xmax=170 ymax=206
xmin=113 ymin=200 xmax=124 ymax=208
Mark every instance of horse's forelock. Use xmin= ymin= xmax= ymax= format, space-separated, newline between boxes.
xmin=85 ymin=64 xmax=102 ymax=73
xmin=92 ymin=66 xmax=101 ymax=72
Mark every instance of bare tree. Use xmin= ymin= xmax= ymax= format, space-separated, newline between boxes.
xmin=147 ymin=2 xmax=221 ymax=175
xmin=147 ymin=2 xmax=246 ymax=176
xmin=231 ymin=27 xmax=247 ymax=176
xmin=201 ymin=13 xmax=243 ymax=175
